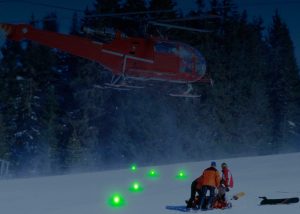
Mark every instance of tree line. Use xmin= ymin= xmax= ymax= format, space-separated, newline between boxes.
xmin=0 ymin=0 xmax=299 ymax=177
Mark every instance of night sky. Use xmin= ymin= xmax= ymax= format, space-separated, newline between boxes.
xmin=0 ymin=0 xmax=300 ymax=66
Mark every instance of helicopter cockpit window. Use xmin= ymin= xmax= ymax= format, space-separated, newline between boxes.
xmin=179 ymin=45 xmax=194 ymax=73
xmin=154 ymin=42 xmax=177 ymax=54
xmin=178 ymin=43 xmax=206 ymax=75
xmin=194 ymin=49 xmax=206 ymax=76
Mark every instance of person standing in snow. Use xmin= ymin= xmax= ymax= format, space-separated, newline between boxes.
xmin=212 ymin=162 xmax=234 ymax=209
xmin=197 ymin=161 xmax=221 ymax=209
xmin=218 ymin=162 xmax=234 ymax=200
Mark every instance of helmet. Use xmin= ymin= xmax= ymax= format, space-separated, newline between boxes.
xmin=221 ymin=162 xmax=227 ymax=168
xmin=211 ymin=161 xmax=216 ymax=167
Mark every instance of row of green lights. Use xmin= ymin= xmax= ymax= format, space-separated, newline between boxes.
xmin=131 ymin=164 xmax=188 ymax=180
xmin=107 ymin=165 xmax=189 ymax=208
xmin=131 ymin=164 xmax=160 ymax=179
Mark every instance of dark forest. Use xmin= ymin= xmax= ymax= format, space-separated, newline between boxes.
xmin=0 ymin=0 xmax=299 ymax=177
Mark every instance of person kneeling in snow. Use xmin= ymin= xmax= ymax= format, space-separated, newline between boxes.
xmin=185 ymin=175 xmax=204 ymax=208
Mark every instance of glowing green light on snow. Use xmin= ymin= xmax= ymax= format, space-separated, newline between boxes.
xmin=176 ymin=170 xmax=188 ymax=180
xmin=130 ymin=164 xmax=137 ymax=172
xmin=129 ymin=181 xmax=144 ymax=192
xmin=107 ymin=193 xmax=126 ymax=208
xmin=114 ymin=196 xmax=120 ymax=203
xmin=147 ymin=169 xmax=160 ymax=179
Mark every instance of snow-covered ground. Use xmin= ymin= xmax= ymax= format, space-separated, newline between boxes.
xmin=0 ymin=153 xmax=300 ymax=214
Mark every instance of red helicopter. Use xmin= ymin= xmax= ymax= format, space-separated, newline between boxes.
xmin=0 ymin=21 xmax=211 ymax=97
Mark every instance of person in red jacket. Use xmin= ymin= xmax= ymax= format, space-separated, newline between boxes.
xmin=218 ymin=162 xmax=234 ymax=201
xmin=221 ymin=163 xmax=233 ymax=188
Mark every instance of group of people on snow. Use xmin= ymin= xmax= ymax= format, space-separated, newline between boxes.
xmin=186 ymin=161 xmax=234 ymax=210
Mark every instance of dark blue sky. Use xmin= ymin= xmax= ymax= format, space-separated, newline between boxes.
xmin=0 ymin=0 xmax=300 ymax=66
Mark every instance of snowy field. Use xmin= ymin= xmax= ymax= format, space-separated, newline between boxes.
xmin=0 ymin=153 xmax=300 ymax=214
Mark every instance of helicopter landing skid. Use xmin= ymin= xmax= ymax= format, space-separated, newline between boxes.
xmin=104 ymin=83 xmax=144 ymax=90
xmin=169 ymin=93 xmax=201 ymax=98
xmin=169 ymin=83 xmax=201 ymax=98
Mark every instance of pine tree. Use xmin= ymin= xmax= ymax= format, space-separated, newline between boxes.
xmin=68 ymin=61 xmax=109 ymax=169
xmin=90 ymin=0 xmax=122 ymax=31
xmin=81 ymin=6 xmax=94 ymax=28
xmin=65 ymin=128 xmax=82 ymax=170
xmin=36 ymin=84 xmax=61 ymax=174
xmin=148 ymin=0 xmax=177 ymax=19
xmin=118 ymin=0 xmax=147 ymax=36
xmin=0 ymin=56 xmax=10 ymax=161
xmin=94 ymin=0 xmax=120 ymax=13
xmin=199 ymin=6 xmax=274 ymax=155
xmin=147 ymin=0 xmax=177 ymax=38
xmin=196 ymin=0 xmax=206 ymax=13
xmin=1 ymin=14 xmax=67 ymax=175
xmin=43 ymin=12 xmax=59 ymax=32
xmin=209 ymin=0 xmax=220 ymax=15
xmin=0 ymin=112 xmax=9 ymax=161
xmin=221 ymin=0 xmax=238 ymax=21
xmin=0 ymin=39 xmax=43 ymax=175
xmin=122 ymin=0 xmax=146 ymax=12
xmin=29 ymin=13 xmax=37 ymax=27
xmin=148 ymin=0 xmax=176 ymax=12
xmin=267 ymin=10 xmax=300 ymax=152
xmin=70 ymin=12 xmax=80 ymax=35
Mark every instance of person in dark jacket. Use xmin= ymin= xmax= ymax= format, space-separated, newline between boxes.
xmin=186 ymin=175 xmax=203 ymax=208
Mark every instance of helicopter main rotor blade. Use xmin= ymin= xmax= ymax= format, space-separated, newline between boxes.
xmin=83 ymin=10 xmax=175 ymax=19
xmin=148 ymin=21 xmax=212 ymax=33
xmin=0 ymin=1 xmax=175 ymax=17
xmin=159 ymin=15 xmax=221 ymax=22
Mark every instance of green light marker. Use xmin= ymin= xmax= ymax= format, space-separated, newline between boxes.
xmin=147 ymin=169 xmax=160 ymax=179
xmin=176 ymin=170 xmax=188 ymax=180
xmin=130 ymin=164 xmax=137 ymax=172
xmin=107 ymin=193 xmax=126 ymax=208
xmin=129 ymin=181 xmax=144 ymax=192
